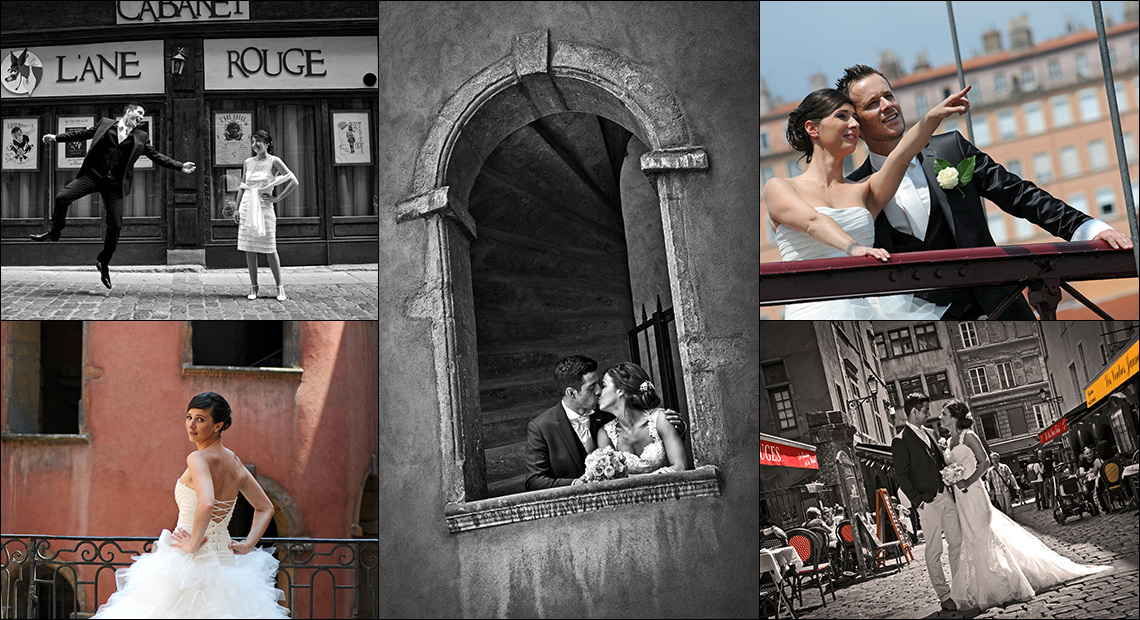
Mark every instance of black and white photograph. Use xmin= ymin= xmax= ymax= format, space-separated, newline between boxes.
xmin=762 ymin=320 xmax=1140 ymax=619
xmin=0 ymin=2 xmax=378 ymax=319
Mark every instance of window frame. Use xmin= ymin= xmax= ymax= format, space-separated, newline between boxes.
xmin=913 ymin=323 xmax=940 ymax=352
xmin=959 ymin=322 xmax=978 ymax=348
xmin=181 ymin=321 xmax=304 ymax=379
xmin=969 ymin=366 xmax=990 ymax=395
xmin=1 ymin=321 xmax=89 ymax=443
xmin=996 ymin=361 xmax=1015 ymax=390
xmin=925 ymin=371 xmax=951 ymax=400
xmin=887 ymin=327 xmax=915 ymax=357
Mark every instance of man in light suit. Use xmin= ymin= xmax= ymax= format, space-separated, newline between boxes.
xmin=892 ymin=392 xmax=963 ymax=611
xmin=31 ymin=102 xmax=197 ymax=289
xmin=838 ymin=65 xmax=1132 ymax=319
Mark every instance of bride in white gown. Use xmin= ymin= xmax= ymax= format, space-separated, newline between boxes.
xmin=764 ymin=85 xmax=974 ymax=319
xmin=92 ymin=393 xmax=289 ymax=619
xmin=938 ymin=400 xmax=1110 ymax=612
xmin=595 ymin=362 xmax=688 ymax=475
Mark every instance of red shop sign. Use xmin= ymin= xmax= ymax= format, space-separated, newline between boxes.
xmin=761 ymin=437 xmax=818 ymax=470
xmin=1038 ymin=416 xmax=1068 ymax=445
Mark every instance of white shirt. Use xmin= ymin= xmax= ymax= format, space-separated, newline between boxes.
xmin=116 ymin=119 xmax=131 ymax=144
xmin=561 ymin=402 xmax=594 ymax=453
xmin=868 ymin=150 xmax=1112 ymax=243
xmin=905 ymin=421 xmax=933 ymax=451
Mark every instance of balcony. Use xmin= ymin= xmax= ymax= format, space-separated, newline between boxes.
xmin=0 ymin=535 xmax=377 ymax=619
xmin=760 ymin=241 xmax=1138 ymax=319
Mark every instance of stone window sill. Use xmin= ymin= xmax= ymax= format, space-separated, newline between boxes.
xmin=444 ymin=465 xmax=721 ymax=534
xmin=181 ymin=364 xmax=303 ymax=379
xmin=1 ymin=433 xmax=90 ymax=445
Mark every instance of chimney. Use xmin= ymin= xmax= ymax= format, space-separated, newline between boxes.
xmin=1009 ymin=13 xmax=1033 ymax=51
xmin=914 ymin=51 xmax=930 ymax=73
xmin=982 ymin=28 xmax=1003 ymax=54
xmin=1126 ymin=1 xmax=1138 ymax=23
xmin=879 ymin=50 xmax=904 ymax=83
xmin=760 ymin=78 xmax=771 ymax=116
xmin=809 ymin=72 xmax=828 ymax=92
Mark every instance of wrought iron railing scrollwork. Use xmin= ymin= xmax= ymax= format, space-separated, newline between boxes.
xmin=0 ymin=535 xmax=378 ymax=619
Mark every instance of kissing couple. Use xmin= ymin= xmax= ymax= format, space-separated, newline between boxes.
xmin=891 ymin=392 xmax=1109 ymax=611
xmin=524 ymin=355 xmax=689 ymax=490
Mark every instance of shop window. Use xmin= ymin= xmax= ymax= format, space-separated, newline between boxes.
xmin=267 ymin=103 xmax=318 ymax=218
xmin=332 ymin=98 xmax=376 ymax=216
xmin=3 ymin=321 xmax=83 ymax=435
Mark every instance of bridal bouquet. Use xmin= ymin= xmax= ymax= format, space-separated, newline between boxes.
xmin=941 ymin=462 xmax=968 ymax=493
xmin=583 ymin=446 xmax=629 ymax=483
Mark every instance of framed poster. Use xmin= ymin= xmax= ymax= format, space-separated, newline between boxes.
xmin=57 ymin=115 xmax=94 ymax=169
xmin=2 ymin=117 xmax=38 ymax=171
xmin=214 ymin=111 xmax=252 ymax=166
xmin=332 ymin=111 xmax=370 ymax=165
xmin=134 ymin=115 xmax=154 ymax=169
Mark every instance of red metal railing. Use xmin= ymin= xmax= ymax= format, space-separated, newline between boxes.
xmin=759 ymin=241 xmax=1138 ymax=319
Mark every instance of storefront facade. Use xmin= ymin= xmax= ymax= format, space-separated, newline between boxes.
xmin=1 ymin=1 xmax=378 ymax=267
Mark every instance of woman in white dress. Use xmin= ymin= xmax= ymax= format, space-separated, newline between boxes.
xmin=763 ymin=85 xmax=973 ymax=319
xmin=92 ymin=392 xmax=289 ymax=618
xmin=237 ymin=130 xmax=298 ymax=301
xmin=594 ymin=362 xmax=688 ymax=476
xmin=938 ymin=400 xmax=1110 ymax=612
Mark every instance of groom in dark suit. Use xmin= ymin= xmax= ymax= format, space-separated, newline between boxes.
xmin=525 ymin=355 xmax=610 ymax=490
xmin=837 ymin=65 xmax=1132 ymax=319
xmin=30 ymin=102 xmax=197 ymax=289
xmin=892 ymin=392 xmax=963 ymax=611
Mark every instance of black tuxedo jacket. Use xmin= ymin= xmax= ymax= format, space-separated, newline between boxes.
xmin=892 ymin=425 xmax=950 ymax=506
xmin=56 ymin=118 xmax=183 ymax=196
xmin=849 ymin=131 xmax=1094 ymax=318
xmin=524 ymin=403 xmax=613 ymax=491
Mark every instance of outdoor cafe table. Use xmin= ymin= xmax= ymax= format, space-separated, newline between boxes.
xmin=761 ymin=546 xmax=804 ymax=619
xmin=1123 ymin=463 xmax=1139 ymax=508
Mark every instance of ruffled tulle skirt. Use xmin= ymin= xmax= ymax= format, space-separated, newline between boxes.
xmin=783 ymin=294 xmax=948 ymax=320
xmin=92 ymin=529 xmax=290 ymax=619
xmin=950 ymin=479 xmax=1110 ymax=611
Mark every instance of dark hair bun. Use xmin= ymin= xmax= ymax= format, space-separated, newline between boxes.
xmin=943 ymin=399 xmax=973 ymax=430
xmin=187 ymin=392 xmax=233 ymax=432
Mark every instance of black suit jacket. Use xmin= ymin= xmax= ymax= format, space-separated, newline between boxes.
xmin=848 ymin=131 xmax=1094 ymax=317
xmin=56 ymin=118 xmax=183 ymax=196
xmin=892 ymin=425 xmax=949 ymax=506
xmin=524 ymin=403 xmax=613 ymax=491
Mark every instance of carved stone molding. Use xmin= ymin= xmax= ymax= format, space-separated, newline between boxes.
xmin=444 ymin=465 xmax=721 ymax=534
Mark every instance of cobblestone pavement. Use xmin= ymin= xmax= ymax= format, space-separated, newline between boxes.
xmin=0 ymin=265 xmax=378 ymax=320
xmin=790 ymin=498 xmax=1139 ymax=619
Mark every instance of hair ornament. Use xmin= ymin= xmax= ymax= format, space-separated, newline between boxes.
xmin=639 ymin=380 xmax=654 ymax=393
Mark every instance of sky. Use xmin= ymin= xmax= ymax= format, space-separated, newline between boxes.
xmin=759 ymin=0 xmax=1133 ymax=105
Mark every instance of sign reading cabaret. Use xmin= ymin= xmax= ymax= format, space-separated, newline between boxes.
xmin=1085 ymin=337 xmax=1140 ymax=408
xmin=203 ymin=37 xmax=378 ymax=91
xmin=116 ymin=1 xmax=249 ymax=24
xmin=1 ymin=41 xmax=164 ymax=99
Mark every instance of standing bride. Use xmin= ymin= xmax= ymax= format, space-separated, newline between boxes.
xmin=92 ymin=392 xmax=289 ymax=619
xmin=237 ymin=130 xmax=298 ymax=302
xmin=939 ymin=400 xmax=1110 ymax=611
xmin=764 ymin=85 xmax=972 ymax=319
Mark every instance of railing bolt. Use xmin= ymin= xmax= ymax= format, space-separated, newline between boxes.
xmin=934 ymin=269 xmax=944 ymax=278
xmin=912 ymin=271 xmax=921 ymax=280
xmin=889 ymin=272 xmax=898 ymax=282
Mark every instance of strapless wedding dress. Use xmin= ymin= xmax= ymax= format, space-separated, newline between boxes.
xmin=774 ymin=207 xmax=949 ymax=319
xmin=91 ymin=479 xmax=289 ymax=619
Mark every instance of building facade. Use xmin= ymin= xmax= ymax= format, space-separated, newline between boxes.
xmin=760 ymin=7 xmax=1140 ymax=319
xmin=0 ymin=320 xmax=379 ymax=617
xmin=1 ymin=2 xmax=379 ymax=267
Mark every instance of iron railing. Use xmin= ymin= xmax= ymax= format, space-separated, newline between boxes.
xmin=759 ymin=241 xmax=1138 ymax=319
xmin=0 ymin=535 xmax=377 ymax=619
xmin=627 ymin=296 xmax=681 ymax=411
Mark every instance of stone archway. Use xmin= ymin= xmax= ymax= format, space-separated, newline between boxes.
xmin=396 ymin=29 xmax=710 ymax=502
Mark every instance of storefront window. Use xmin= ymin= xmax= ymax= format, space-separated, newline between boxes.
xmin=1110 ymin=409 xmax=1136 ymax=454
xmin=209 ymin=99 xmax=259 ymax=222
xmin=267 ymin=103 xmax=318 ymax=218
xmin=332 ymin=98 xmax=376 ymax=216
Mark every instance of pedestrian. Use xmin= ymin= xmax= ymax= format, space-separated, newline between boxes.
xmin=985 ymin=452 xmax=1016 ymax=515
xmin=30 ymin=103 xmax=197 ymax=289
xmin=1041 ymin=451 xmax=1056 ymax=509
xmin=235 ymin=130 xmax=298 ymax=301
xmin=1027 ymin=454 xmax=1045 ymax=510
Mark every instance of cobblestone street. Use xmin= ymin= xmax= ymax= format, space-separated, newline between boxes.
xmin=792 ymin=499 xmax=1139 ymax=619
xmin=0 ymin=264 xmax=378 ymax=320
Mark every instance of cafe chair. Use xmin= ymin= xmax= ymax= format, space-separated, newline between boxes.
xmin=836 ymin=519 xmax=856 ymax=573
xmin=854 ymin=515 xmax=903 ymax=574
xmin=1100 ymin=459 xmax=1129 ymax=511
xmin=786 ymin=527 xmax=835 ymax=608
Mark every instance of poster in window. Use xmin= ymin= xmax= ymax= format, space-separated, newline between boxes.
xmin=332 ymin=111 xmax=370 ymax=165
xmin=134 ymin=115 xmax=155 ymax=169
xmin=2 ymin=117 xmax=38 ymax=171
xmin=56 ymin=115 xmax=95 ymax=169
xmin=214 ymin=111 xmax=252 ymax=167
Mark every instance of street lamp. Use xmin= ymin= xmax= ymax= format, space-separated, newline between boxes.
xmin=847 ymin=380 xmax=879 ymax=409
xmin=1038 ymin=386 xmax=1064 ymax=412
xmin=171 ymin=47 xmax=187 ymax=76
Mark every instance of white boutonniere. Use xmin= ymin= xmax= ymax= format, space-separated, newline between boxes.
xmin=934 ymin=156 xmax=975 ymax=197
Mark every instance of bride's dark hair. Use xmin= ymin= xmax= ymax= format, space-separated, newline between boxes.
xmin=604 ymin=362 xmax=661 ymax=411
xmin=252 ymin=129 xmax=274 ymax=155
xmin=187 ymin=392 xmax=233 ymax=433
xmin=943 ymin=399 xmax=973 ymax=430
xmin=785 ymin=88 xmax=854 ymax=165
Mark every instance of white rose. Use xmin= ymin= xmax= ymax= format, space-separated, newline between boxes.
xmin=937 ymin=167 xmax=959 ymax=190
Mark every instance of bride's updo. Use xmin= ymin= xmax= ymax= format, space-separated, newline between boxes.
xmin=785 ymin=88 xmax=854 ymax=165
xmin=943 ymin=399 xmax=974 ymax=430
xmin=605 ymin=362 xmax=662 ymax=411
xmin=187 ymin=392 xmax=233 ymax=433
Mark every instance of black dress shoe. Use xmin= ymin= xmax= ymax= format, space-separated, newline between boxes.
xmin=96 ymin=260 xmax=112 ymax=289
xmin=30 ymin=230 xmax=60 ymax=242
xmin=941 ymin=598 xmax=958 ymax=611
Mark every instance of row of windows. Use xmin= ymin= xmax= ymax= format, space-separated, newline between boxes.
xmin=969 ymin=81 xmax=1139 ymax=148
xmin=873 ymin=323 xmax=940 ymax=359
xmin=886 ymin=370 xmax=952 ymax=408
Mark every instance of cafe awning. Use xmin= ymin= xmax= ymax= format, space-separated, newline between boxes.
xmin=761 ymin=433 xmax=818 ymax=492
xmin=854 ymin=442 xmax=895 ymax=470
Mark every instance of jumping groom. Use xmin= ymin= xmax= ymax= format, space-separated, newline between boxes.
xmin=31 ymin=103 xmax=197 ymax=289
xmin=891 ymin=392 xmax=963 ymax=611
